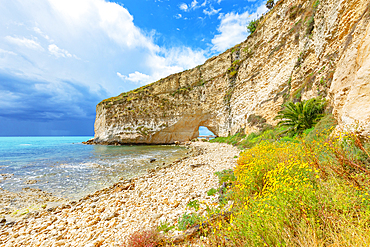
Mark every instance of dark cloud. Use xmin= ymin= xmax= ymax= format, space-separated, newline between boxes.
xmin=0 ymin=71 xmax=108 ymax=136
xmin=0 ymin=117 xmax=95 ymax=136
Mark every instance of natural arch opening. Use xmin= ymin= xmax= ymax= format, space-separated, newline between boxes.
xmin=198 ymin=126 xmax=216 ymax=140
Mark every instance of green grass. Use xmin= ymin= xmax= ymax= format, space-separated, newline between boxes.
xmin=214 ymin=169 xmax=236 ymax=186
xmin=157 ymin=221 xmax=175 ymax=233
xmin=210 ymin=125 xmax=288 ymax=149
xmin=210 ymin=131 xmax=246 ymax=146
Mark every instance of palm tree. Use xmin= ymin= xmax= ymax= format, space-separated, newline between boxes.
xmin=275 ymin=98 xmax=326 ymax=135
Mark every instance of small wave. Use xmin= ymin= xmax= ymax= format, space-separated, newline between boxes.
xmin=80 ymin=162 xmax=100 ymax=167
xmin=80 ymin=162 xmax=115 ymax=171
xmin=59 ymin=163 xmax=86 ymax=169
xmin=19 ymin=144 xmax=32 ymax=146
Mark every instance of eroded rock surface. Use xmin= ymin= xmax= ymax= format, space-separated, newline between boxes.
xmin=90 ymin=0 xmax=370 ymax=144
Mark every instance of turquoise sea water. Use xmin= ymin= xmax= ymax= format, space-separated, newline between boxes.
xmin=0 ymin=136 xmax=187 ymax=200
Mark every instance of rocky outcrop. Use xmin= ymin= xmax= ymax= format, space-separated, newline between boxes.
xmin=91 ymin=0 xmax=370 ymax=144
xmin=330 ymin=8 xmax=370 ymax=135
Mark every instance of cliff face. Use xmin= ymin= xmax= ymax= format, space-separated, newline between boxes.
xmin=92 ymin=0 xmax=370 ymax=144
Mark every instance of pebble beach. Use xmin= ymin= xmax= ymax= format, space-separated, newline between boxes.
xmin=0 ymin=142 xmax=239 ymax=246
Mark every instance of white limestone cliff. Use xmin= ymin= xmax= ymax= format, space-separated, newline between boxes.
xmin=90 ymin=0 xmax=370 ymax=144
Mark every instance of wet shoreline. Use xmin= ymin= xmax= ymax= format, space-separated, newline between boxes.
xmin=0 ymin=137 xmax=189 ymax=202
xmin=0 ymin=142 xmax=239 ymax=247
xmin=0 ymin=144 xmax=193 ymax=225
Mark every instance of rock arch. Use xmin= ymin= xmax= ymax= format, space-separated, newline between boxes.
xmin=89 ymin=0 xmax=370 ymax=145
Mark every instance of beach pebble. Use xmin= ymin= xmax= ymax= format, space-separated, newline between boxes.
xmin=0 ymin=142 xmax=239 ymax=247
xmin=102 ymin=212 xmax=118 ymax=221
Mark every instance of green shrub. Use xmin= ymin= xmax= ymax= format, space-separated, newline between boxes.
xmin=214 ymin=169 xmax=236 ymax=186
xmin=247 ymin=19 xmax=259 ymax=34
xmin=275 ymin=97 xmax=326 ymax=136
xmin=187 ymin=200 xmax=200 ymax=211
xmin=232 ymin=59 xmax=240 ymax=65
xmin=177 ymin=213 xmax=201 ymax=231
xmin=211 ymin=125 xmax=289 ymax=150
xmin=228 ymin=68 xmax=237 ymax=77
xmin=306 ymin=1 xmax=320 ymax=35
xmin=210 ymin=131 xmax=246 ymax=146
xmin=313 ymin=0 xmax=320 ymax=9
xmin=210 ymin=136 xmax=228 ymax=143
xmin=289 ymin=6 xmax=298 ymax=19
xmin=304 ymin=114 xmax=337 ymax=143
xmin=207 ymin=188 xmax=218 ymax=196
xmin=237 ymin=126 xmax=287 ymax=149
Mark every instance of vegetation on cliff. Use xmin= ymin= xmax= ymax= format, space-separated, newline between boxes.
xmin=246 ymin=19 xmax=259 ymax=35
xmin=274 ymin=97 xmax=326 ymax=135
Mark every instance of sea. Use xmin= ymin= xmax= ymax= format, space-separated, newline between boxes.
xmin=0 ymin=136 xmax=188 ymax=200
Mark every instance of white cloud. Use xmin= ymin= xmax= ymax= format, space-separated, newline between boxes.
xmin=0 ymin=0 xmax=207 ymax=99
xmin=0 ymin=0 xmax=275 ymax=135
xmin=117 ymin=71 xmax=151 ymax=85
xmin=160 ymin=47 xmax=206 ymax=70
xmin=211 ymin=4 xmax=267 ymax=52
xmin=45 ymin=0 xmax=158 ymax=52
xmin=0 ymin=48 xmax=17 ymax=56
xmin=96 ymin=2 xmax=158 ymax=51
xmin=118 ymin=47 xmax=206 ymax=85
xmin=175 ymin=13 xmax=182 ymax=19
xmin=203 ymin=6 xmax=221 ymax=16
xmin=0 ymin=91 xmax=21 ymax=108
xmin=116 ymin=72 xmax=124 ymax=78
xmin=179 ymin=3 xmax=188 ymax=11
xmin=179 ymin=0 xmax=202 ymax=12
xmin=48 ymin=44 xmax=73 ymax=58
xmin=33 ymin=27 xmax=52 ymax=41
xmin=190 ymin=0 xmax=199 ymax=9
xmin=5 ymin=36 xmax=44 ymax=51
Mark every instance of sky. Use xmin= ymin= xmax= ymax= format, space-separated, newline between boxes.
xmin=0 ymin=0 xmax=268 ymax=136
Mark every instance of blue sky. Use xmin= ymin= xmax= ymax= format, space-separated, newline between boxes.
xmin=0 ymin=0 xmax=268 ymax=136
